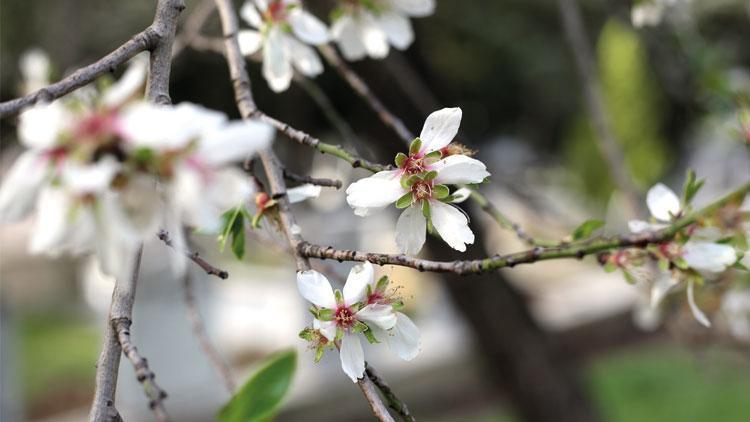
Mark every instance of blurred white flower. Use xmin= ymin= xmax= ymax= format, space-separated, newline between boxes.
xmin=628 ymin=183 xmax=681 ymax=233
xmin=19 ymin=48 xmax=51 ymax=94
xmin=238 ymin=0 xmax=328 ymax=92
xmin=297 ymin=263 xmax=398 ymax=382
xmin=721 ymin=288 xmax=750 ymax=341
xmin=330 ymin=0 xmax=435 ymax=61
xmin=631 ymin=0 xmax=688 ymax=28
xmin=346 ymin=107 xmax=489 ymax=254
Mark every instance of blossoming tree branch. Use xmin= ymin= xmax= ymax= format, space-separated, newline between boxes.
xmin=0 ymin=0 xmax=748 ymax=421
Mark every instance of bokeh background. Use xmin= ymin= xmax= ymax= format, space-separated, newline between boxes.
xmin=2 ymin=0 xmax=750 ymax=421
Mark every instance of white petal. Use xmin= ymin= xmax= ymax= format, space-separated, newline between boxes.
xmin=175 ymin=167 xmax=252 ymax=232
xmin=163 ymin=204 xmax=188 ymax=276
xmin=346 ymin=170 xmax=405 ymax=213
xmin=432 ymin=155 xmax=490 ymax=185
xmin=263 ymin=27 xmax=293 ymax=92
xmin=430 ymin=200 xmax=474 ymax=252
xmin=395 ymin=204 xmax=426 ymax=255
xmin=297 ymin=270 xmax=336 ymax=309
xmin=376 ymin=11 xmax=414 ymax=50
xmin=18 ymin=101 xmax=67 ymax=149
xmin=386 ymin=312 xmax=421 ymax=361
xmin=28 ymin=187 xmax=75 ymax=255
xmin=340 ymin=333 xmax=365 ymax=382
xmin=0 ymin=150 xmax=48 ymax=222
xmin=419 ymin=107 xmax=462 ymax=153
xmin=359 ymin=13 xmax=389 ymax=59
xmin=390 ymin=0 xmax=435 ymax=17
xmin=287 ymin=36 xmax=324 ymax=76
xmin=61 ymin=158 xmax=120 ymax=195
xmin=650 ymin=272 xmax=679 ymax=307
xmin=683 ymin=241 xmax=737 ymax=273
xmin=238 ymin=30 xmax=264 ymax=56
xmin=646 ymin=183 xmax=681 ymax=222
xmin=631 ymin=3 xmax=665 ymax=28
xmin=287 ymin=184 xmax=322 ymax=204
xmin=313 ymin=318 xmax=337 ymax=342
xmin=356 ymin=304 xmax=397 ymax=330
xmin=343 ymin=262 xmax=374 ymax=305
xmin=94 ymin=194 xmax=139 ymax=282
xmin=197 ymin=120 xmax=274 ymax=166
xmin=240 ymin=1 xmax=263 ymax=28
xmin=102 ymin=53 xmax=148 ymax=107
xmin=19 ymin=48 xmax=50 ymax=92
xmin=450 ymin=187 xmax=471 ymax=204
xmin=331 ymin=15 xmax=368 ymax=61
xmin=288 ymin=8 xmax=329 ymax=45
xmin=687 ymin=280 xmax=711 ymax=328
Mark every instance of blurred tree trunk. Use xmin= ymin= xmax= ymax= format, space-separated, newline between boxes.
xmin=427 ymin=215 xmax=600 ymax=422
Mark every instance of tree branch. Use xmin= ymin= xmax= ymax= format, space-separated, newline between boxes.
xmin=283 ymin=168 xmax=342 ymax=189
xmin=212 ymin=1 xmax=397 ymax=419
xmin=157 ymin=230 xmax=229 ymax=279
xmin=365 ymin=364 xmax=415 ymax=422
xmin=299 ymin=179 xmax=750 ymax=275
xmin=90 ymin=2 xmax=184 ymax=420
xmin=183 ymin=273 xmax=236 ymax=393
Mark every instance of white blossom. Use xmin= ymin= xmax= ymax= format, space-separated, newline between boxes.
xmin=346 ymin=107 xmax=489 ymax=254
xmin=631 ymin=0 xmax=688 ymax=28
xmin=238 ymin=0 xmax=329 ymax=92
xmin=330 ymin=0 xmax=435 ymax=61
xmin=628 ymin=182 xmax=681 ymax=233
xmin=297 ymin=263 xmax=399 ymax=382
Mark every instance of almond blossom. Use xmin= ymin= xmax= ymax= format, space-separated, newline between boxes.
xmin=238 ymin=0 xmax=328 ymax=92
xmin=346 ymin=107 xmax=489 ymax=254
xmin=330 ymin=0 xmax=435 ymax=61
xmin=297 ymin=263 xmax=398 ymax=382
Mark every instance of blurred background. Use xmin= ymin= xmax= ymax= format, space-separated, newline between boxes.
xmin=2 ymin=0 xmax=750 ymax=421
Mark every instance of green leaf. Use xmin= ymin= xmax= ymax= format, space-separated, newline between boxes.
xmin=396 ymin=192 xmax=413 ymax=209
xmin=409 ymin=138 xmax=422 ymax=155
xmin=218 ymin=350 xmax=297 ymax=422
xmin=395 ymin=152 xmax=408 ymax=168
xmin=682 ymin=169 xmax=705 ymax=207
xmin=219 ymin=206 xmax=246 ymax=259
xmin=230 ymin=218 xmax=245 ymax=260
xmin=572 ymin=219 xmax=605 ymax=240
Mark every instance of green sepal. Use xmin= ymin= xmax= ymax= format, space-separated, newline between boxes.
xmin=351 ymin=320 xmax=369 ymax=334
xmin=251 ymin=211 xmax=264 ymax=229
xmin=732 ymin=261 xmax=749 ymax=271
xmin=604 ymin=261 xmax=618 ymax=273
xmin=434 ymin=184 xmax=450 ymax=199
xmin=335 ymin=327 xmax=344 ymax=342
xmin=402 ymin=174 xmax=421 ymax=188
xmin=314 ymin=345 xmax=326 ymax=363
xmin=395 ymin=152 xmax=408 ymax=168
xmin=682 ymin=169 xmax=705 ymax=207
xmin=334 ymin=289 xmax=344 ymax=305
xmin=421 ymin=200 xmax=431 ymax=219
xmin=423 ymin=170 xmax=438 ymax=181
xmin=299 ymin=327 xmax=316 ymax=342
xmin=658 ymin=258 xmax=670 ymax=271
xmin=409 ymin=137 xmax=422 ymax=155
xmin=366 ymin=284 xmax=373 ymax=299
xmin=674 ymin=257 xmax=689 ymax=270
xmin=391 ymin=300 xmax=404 ymax=311
xmin=362 ymin=328 xmax=380 ymax=344
xmin=623 ymin=270 xmax=637 ymax=284
xmin=308 ymin=306 xmax=319 ymax=319
xmin=376 ymin=275 xmax=389 ymax=291
xmin=318 ymin=308 xmax=335 ymax=321
xmin=424 ymin=150 xmax=442 ymax=160
xmin=349 ymin=302 xmax=363 ymax=313
xmin=396 ymin=192 xmax=414 ymax=209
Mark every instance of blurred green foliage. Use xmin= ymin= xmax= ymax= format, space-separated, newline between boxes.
xmin=565 ymin=19 xmax=669 ymax=202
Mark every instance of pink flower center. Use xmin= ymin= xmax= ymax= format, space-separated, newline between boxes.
xmin=367 ymin=292 xmax=384 ymax=305
xmin=402 ymin=154 xmax=426 ymax=175
xmin=335 ymin=306 xmax=356 ymax=329
xmin=73 ymin=110 xmax=120 ymax=140
xmin=265 ymin=1 xmax=287 ymax=22
xmin=411 ymin=180 xmax=433 ymax=200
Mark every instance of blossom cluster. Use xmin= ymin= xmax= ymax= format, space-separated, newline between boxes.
xmin=237 ymin=0 xmax=436 ymax=92
xmin=346 ymin=107 xmax=490 ymax=254
xmin=297 ymin=262 xmax=420 ymax=382
xmin=0 ymin=56 xmax=274 ymax=282
xmin=605 ymin=181 xmax=747 ymax=327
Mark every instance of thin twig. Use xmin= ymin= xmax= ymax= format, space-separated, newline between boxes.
xmin=298 ymin=179 xmax=750 ymax=275
xmin=365 ymin=364 xmax=415 ymax=422
xmin=183 ymin=273 xmax=236 ymax=393
xmin=158 ymin=230 xmax=229 ymax=279
xmin=283 ymin=168 xmax=342 ymax=189
xmin=318 ymin=45 xmax=414 ymax=144
xmin=212 ymin=1 xmax=396 ymax=419
xmin=90 ymin=2 xmax=184 ymax=420
xmin=556 ymin=0 xmax=641 ymax=216
xmin=172 ymin=0 xmax=216 ymax=57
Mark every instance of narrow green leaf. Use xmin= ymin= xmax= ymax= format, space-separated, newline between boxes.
xmin=230 ymin=215 xmax=245 ymax=260
xmin=572 ymin=219 xmax=605 ymax=240
xmin=218 ymin=350 xmax=297 ymax=422
xmin=682 ymin=169 xmax=705 ymax=206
